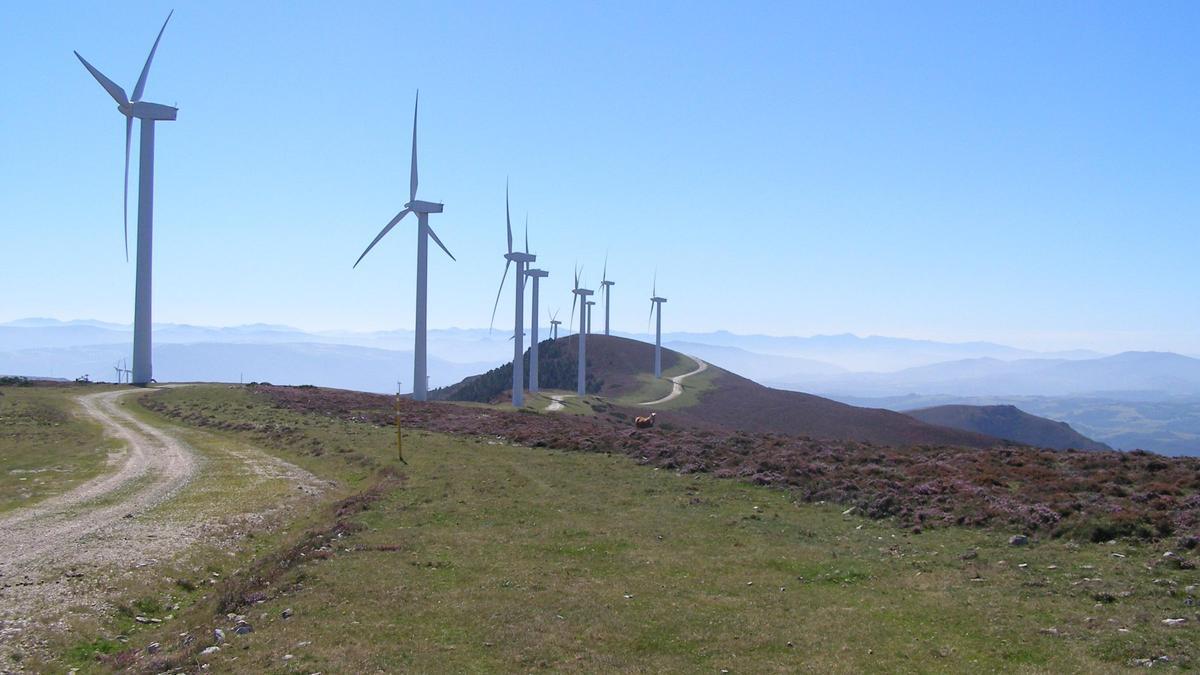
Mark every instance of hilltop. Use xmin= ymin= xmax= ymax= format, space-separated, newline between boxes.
xmin=906 ymin=404 xmax=1113 ymax=451
xmin=434 ymin=335 xmax=1002 ymax=449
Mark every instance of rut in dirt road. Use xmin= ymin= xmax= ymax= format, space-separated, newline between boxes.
xmin=0 ymin=388 xmax=198 ymax=576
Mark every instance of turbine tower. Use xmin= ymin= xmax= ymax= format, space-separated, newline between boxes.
xmin=76 ymin=12 xmax=177 ymax=386
xmin=489 ymin=188 xmax=535 ymax=407
xmin=649 ymin=274 xmax=668 ymax=378
xmin=599 ymin=255 xmax=615 ymax=336
xmin=586 ymin=301 xmax=595 ymax=335
xmin=549 ymin=309 xmax=562 ymax=340
xmin=353 ymin=92 xmax=455 ymax=402
xmin=526 ymin=266 xmax=549 ymax=393
xmin=570 ymin=266 xmax=593 ymax=396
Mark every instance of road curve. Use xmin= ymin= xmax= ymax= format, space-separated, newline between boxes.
xmin=0 ymin=388 xmax=198 ymax=575
xmin=639 ymin=356 xmax=708 ymax=406
xmin=545 ymin=393 xmax=574 ymax=412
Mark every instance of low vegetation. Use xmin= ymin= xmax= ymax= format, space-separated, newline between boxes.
xmin=51 ymin=384 xmax=1194 ymax=671
xmin=0 ymin=384 xmax=120 ymax=512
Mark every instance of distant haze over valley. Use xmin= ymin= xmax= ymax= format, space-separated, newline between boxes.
xmin=5 ymin=318 xmax=1199 ymax=456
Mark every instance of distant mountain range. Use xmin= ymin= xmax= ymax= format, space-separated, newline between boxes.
xmin=770 ymin=351 xmax=1200 ymax=398
xmin=906 ymin=404 xmax=1112 ymax=451
xmin=4 ymin=319 xmax=1198 ymax=455
xmin=0 ymin=341 xmax=491 ymax=394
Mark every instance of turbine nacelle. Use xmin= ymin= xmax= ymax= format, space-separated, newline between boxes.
xmin=126 ymin=101 xmax=178 ymax=121
xmin=505 ymin=251 xmax=536 ymax=264
xmin=406 ymin=199 xmax=444 ymax=214
xmin=574 ymin=288 xmax=594 ymax=297
xmin=651 ymin=296 xmax=667 ymax=303
xmin=526 ymin=268 xmax=549 ymax=278
xmin=601 ymin=280 xmax=615 ymax=287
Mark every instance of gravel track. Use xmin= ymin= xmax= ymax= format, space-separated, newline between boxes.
xmin=0 ymin=388 xmax=198 ymax=575
xmin=639 ymin=356 xmax=708 ymax=406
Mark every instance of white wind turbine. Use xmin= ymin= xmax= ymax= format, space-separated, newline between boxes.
xmin=570 ymin=266 xmax=594 ymax=396
xmin=586 ymin=300 xmax=596 ymax=334
xmin=525 ymin=262 xmax=549 ymax=393
xmin=549 ymin=308 xmax=562 ymax=340
xmin=489 ymin=186 xmax=535 ymax=407
xmin=649 ymin=273 xmax=668 ymax=377
xmin=75 ymin=12 xmax=177 ymax=386
xmin=599 ymin=255 xmax=615 ymax=336
xmin=353 ymin=92 xmax=454 ymax=402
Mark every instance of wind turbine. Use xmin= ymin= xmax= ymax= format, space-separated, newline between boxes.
xmin=549 ymin=308 xmax=562 ymax=340
xmin=570 ymin=266 xmax=594 ymax=396
xmin=113 ymin=361 xmax=123 ymax=384
xmin=599 ymin=255 xmax=615 ymax=336
xmin=353 ymin=92 xmax=454 ymax=402
xmin=649 ymin=273 xmax=668 ymax=378
xmin=76 ymin=12 xmax=177 ymax=386
xmin=526 ymin=263 xmax=549 ymax=393
xmin=586 ymin=300 xmax=595 ymax=335
xmin=489 ymin=187 xmax=535 ymax=407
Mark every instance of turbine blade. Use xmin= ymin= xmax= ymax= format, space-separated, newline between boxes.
xmin=602 ymin=253 xmax=608 ymax=284
xmin=123 ymin=116 xmax=132 ymax=262
xmin=426 ymin=225 xmax=455 ymax=261
xmin=524 ymin=214 xmax=529 ymax=254
xmin=132 ymin=10 xmax=172 ymax=102
xmin=353 ymin=208 xmax=410 ymax=268
xmin=410 ymin=91 xmax=419 ymax=202
xmin=653 ymin=270 xmax=657 ymax=297
xmin=489 ymin=259 xmax=512 ymax=332
xmin=74 ymin=52 xmax=128 ymax=106
xmin=649 ymin=301 xmax=655 ymax=333
xmin=505 ymin=181 xmax=513 ymax=254
xmin=571 ymin=293 xmax=578 ymax=326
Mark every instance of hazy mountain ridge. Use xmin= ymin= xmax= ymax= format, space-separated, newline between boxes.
xmin=0 ymin=342 xmax=491 ymax=394
xmin=905 ymin=404 xmax=1112 ymax=451
xmin=772 ymin=351 xmax=1200 ymax=398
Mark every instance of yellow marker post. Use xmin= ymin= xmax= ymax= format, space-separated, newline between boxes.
xmin=396 ymin=381 xmax=406 ymax=464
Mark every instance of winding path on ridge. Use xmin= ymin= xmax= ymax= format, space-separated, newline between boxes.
xmin=639 ymin=355 xmax=708 ymax=406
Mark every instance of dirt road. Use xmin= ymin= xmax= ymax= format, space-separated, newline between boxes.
xmin=545 ymin=393 xmax=574 ymax=412
xmin=639 ymin=356 xmax=708 ymax=406
xmin=0 ymin=389 xmax=198 ymax=575
xmin=0 ymin=387 xmax=323 ymax=664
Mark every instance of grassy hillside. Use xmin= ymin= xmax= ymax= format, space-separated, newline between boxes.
xmin=907 ymin=404 xmax=1113 ymax=451
xmin=674 ymin=367 xmax=1003 ymax=449
xmin=65 ymin=384 xmax=1200 ymax=672
xmin=0 ymin=383 xmax=121 ymax=512
xmin=435 ymin=335 xmax=1001 ymax=449
xmin=432 ymin=335 xmax=680 ymax=403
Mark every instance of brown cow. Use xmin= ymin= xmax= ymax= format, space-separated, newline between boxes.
xmin=634 ymin=412 xmax=657 ymax=429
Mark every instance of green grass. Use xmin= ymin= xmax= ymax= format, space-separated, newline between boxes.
xmin=610 ymin=355 xmax=701 ymax=406
xmin=0 ymin=385 xmax=122 ymax=513
xmin=83 ymin=385 xmax=1198 ymax=673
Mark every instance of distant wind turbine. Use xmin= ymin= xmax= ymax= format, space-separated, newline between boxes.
xmin=599 ymin=254 xmax=615 ymax=336
xmin=586 ymin=300 xmax=595 ymax=335
xmin=570 ymin=266 xmax=594 ymax=396
xmin=353 ymin=91 xmax=454 ymax=402
xmin=549 ymin=308 xmax=562 ymax=340
xmin=75 ymin=11 xmax=177 ymax=385
xmin=526 ymin=262 xmax=549 ymax=393
xmin=489 ymin=186 xmax=536 ymax=407
xmin=649 ymin=273 xmax=668 ymax=378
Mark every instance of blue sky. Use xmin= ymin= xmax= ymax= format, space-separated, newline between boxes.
xmin=2 ymin=1 xmax=1197 ymax=353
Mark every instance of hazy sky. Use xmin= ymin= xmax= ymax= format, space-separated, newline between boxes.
xmin=3 ymin=1 xmax=1197 ymax=353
